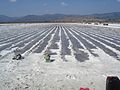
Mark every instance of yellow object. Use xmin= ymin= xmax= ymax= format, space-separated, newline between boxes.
xmin=44 ymin=53 xmax=50 ymax=62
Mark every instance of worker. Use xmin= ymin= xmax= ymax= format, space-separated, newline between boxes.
xmin=12 ymin=48 xmax=22 ymax=60
xmin=44 ymin=51 xmax=51 ymax=62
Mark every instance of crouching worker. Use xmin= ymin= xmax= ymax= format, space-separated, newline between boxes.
xmin=44 ymin=51 xmax=51 ymax=62
xmin=12 ymin=48 xmax=23 ymax=60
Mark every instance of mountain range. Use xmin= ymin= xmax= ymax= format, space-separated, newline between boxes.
xmin=0 ymin=12 xmax=120 ymax=23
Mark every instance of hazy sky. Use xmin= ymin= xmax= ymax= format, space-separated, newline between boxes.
xmin=0 ymin=0 xmax=120 ymax=16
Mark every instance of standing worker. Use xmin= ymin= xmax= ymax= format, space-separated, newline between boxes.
xmin=44 ymin=51 xmax=51 ymax=62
